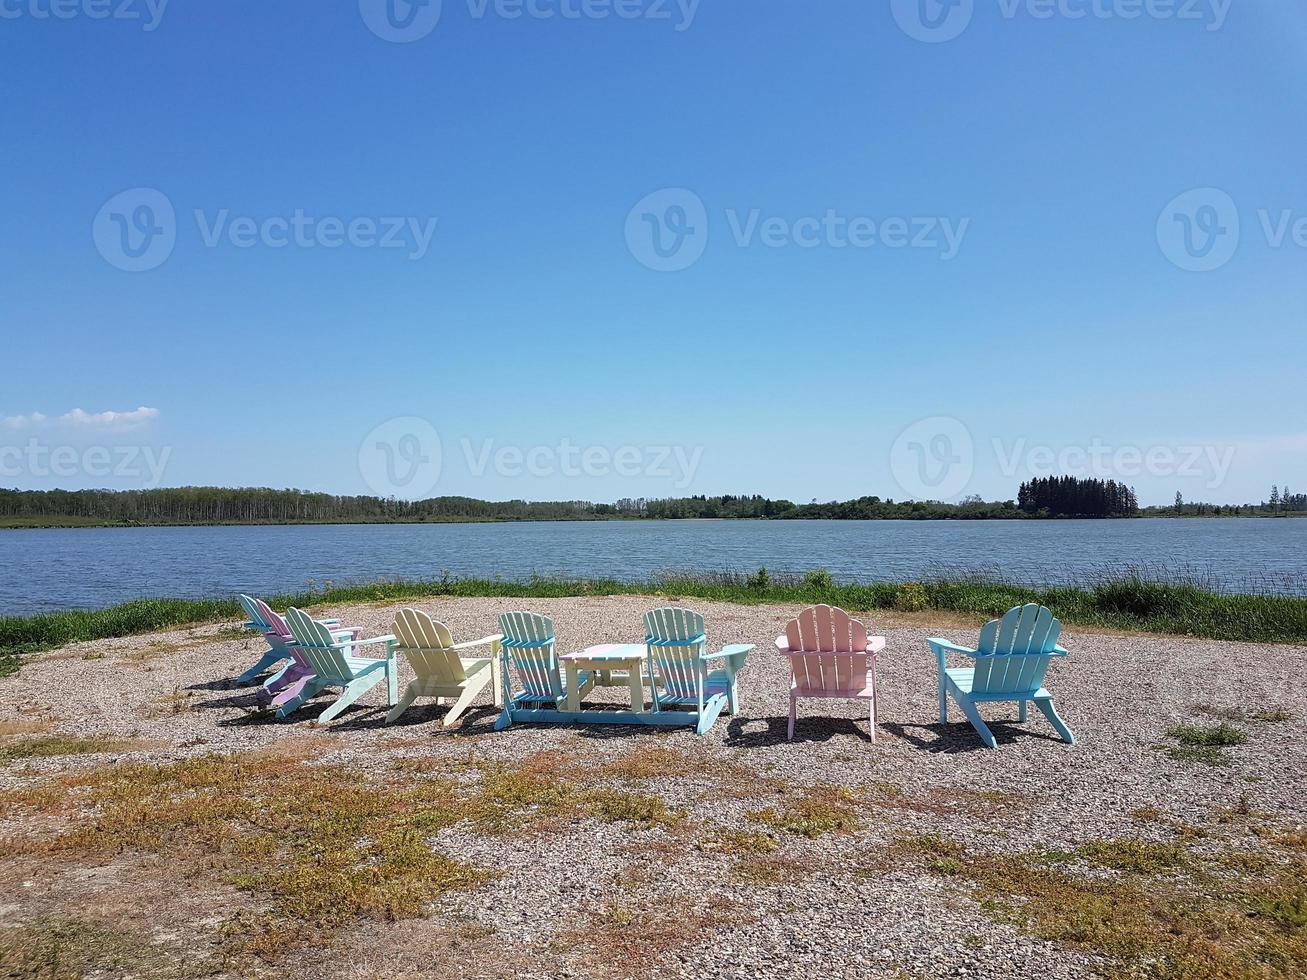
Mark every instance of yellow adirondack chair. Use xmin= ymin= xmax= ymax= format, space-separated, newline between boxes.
xmin=385 ymin=609 xmax=503 ymax=726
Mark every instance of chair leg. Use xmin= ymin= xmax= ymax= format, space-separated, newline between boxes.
xmin=939 ymin=676 xmax=948 ymax=724
xmin=948 ymin=682 xmax=997 ymax=749
xmin=1018 ymin=699 xmax=1029 ymax=723
xmin=696 ymin=693 xmax=728 ymax=735
xmin=1034 ymin=696 xmax=1075 ymax=745
xmin=237 ymin=650 xmax=289 ymax=684
xmin=385 ymin=682 xmax=422 ymax=724
xmin=318 ymin=674 xmax=382 ymax=724
xmin=868 ymin=695 xmax=877 ymax=744
xmin=787 ymin=695 xmax=797 ymax=741
xmin=444 ymin=675 xmax=490 ymax=728
xmin=275 ymin=678 xmax=325 ymax=719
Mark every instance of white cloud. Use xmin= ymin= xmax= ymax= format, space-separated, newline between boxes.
xmin=1 ymin=407 xmax=160 ymax=431
xmin=58 ymin=406 xmax=160 ymax=429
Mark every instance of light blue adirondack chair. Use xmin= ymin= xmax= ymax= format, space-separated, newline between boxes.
xmin=495 ymin=612 xmax=595 ymax=728
xmin=927 ymin=603 xmax=1074 ymax=749
xmin=643 ymin=607 xmax=752 ymax=736
xmin=277 ymin=608 xmax=397 ymax=723
xmin=234 ymin=593 xmax=345 ymax=684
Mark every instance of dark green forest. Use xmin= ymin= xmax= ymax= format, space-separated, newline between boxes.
xmin=0 ymin=480 xmax=1301 ymax=527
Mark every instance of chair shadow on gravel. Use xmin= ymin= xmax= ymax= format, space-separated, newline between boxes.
xmin=881 ymin=720 xmax=1065 ymax=753
xmin=721 ymin=714 xmax=874 ymax=747
xmin=187 ymin=677 xmax=256 ymax=692
xmin=328 ymin=703 xmax=502 ymax=735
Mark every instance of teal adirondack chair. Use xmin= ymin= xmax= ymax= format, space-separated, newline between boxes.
xmin=277 ymin=608 xmax=398 ymax=723
xmin=234 ymin=593 xmax=345 ymax=684
xmin=495 ymin=612 xmax=595 ymax=726
xmin=643 ymin=607 xmax=752 ymax=736
xmin=927 ymin=604 xmax=1075 ymax=749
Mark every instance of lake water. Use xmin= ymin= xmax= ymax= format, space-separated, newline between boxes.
xmin=1 ymin=518 xmax=1304 ymax=616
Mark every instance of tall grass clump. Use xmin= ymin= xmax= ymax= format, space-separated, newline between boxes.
xmin=2 ymin=566 xmax=1305 ymax=675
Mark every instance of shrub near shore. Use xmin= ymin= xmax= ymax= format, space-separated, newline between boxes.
xmin=1 ymin=568 xmax=1304 ymax=676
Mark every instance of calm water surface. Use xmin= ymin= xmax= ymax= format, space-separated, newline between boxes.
xmin=1 ymin=518 xmax=1304 ymax=616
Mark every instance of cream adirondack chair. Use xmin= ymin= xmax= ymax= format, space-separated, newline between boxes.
xmin=776 ymin=604 xmax=885 ymax=741
xmin=385 ymin=609 xmax=503 ymax=726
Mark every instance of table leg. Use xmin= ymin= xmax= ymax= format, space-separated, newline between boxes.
xmin=627 ymin=659 xmax=644 ymax=711
xmin=566 ymin=663 xmax=580 ymax=712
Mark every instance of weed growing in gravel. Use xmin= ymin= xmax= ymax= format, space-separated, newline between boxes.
xmin=1077 ymin=838 xmax=1187 ymax=874
xmin=560 ymin=897 xmax=741 ymax=977
xmin=0 ymin=917 xmax=187 ymax=980
xmin=1191 ymin=703 xmax=1294 ymax=723
xmin=953 ymin=829 xmax=1307 ymax=979
xmin=600 ymin=744 xmax=701 ymax=780
xmin=747 ymin=784 xmax=861 ymax=839
xmin=2 ymin=754 xmax=490 ymax=964
xmin=580 ymin=789 xmax=683 ymax=828
xmin=697 ymin=827 xmax=779 ymax=855
xmin=730 ymin=854 xmax=805 ymax=886
xmin=0 ymin=734 xmax=135 ymax=762
xmin=1164 ymin=722 xmax=1249 ymax=766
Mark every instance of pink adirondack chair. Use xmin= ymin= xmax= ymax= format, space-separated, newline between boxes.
xmin=776 ymin=604 xmax=885 ymax=741
xmin=252 ymin=598 xmax=360 ymax=709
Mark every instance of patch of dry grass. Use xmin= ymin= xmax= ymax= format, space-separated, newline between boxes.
xmin=0 ymin=916 xmax=189 ymax=980
xmin=747 ymin=784 xmax=861 ymax=839
xmin=560 ymin=897 xmax=742 ymax=979
xmin=0 ymin=734 xmax=139 ymax=763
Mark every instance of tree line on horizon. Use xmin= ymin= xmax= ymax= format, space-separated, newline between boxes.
xmin=0 ymin=479 xmax=1299 ymax=526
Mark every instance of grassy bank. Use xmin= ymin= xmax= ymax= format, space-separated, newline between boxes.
xmin=2 ymin=570 xmax=1305 ymax=676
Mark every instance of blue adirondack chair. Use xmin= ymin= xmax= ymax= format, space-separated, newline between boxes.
xmin=234 ymin=593 xmax=345 ymax=684
xmin=276 ymin=608 xmax=397 ymax=722
xmin=495 ymin=611 xmax=596 ymax=729
xmin=927 ymin=603 xmax=1074 ymax=749
xmin=643 ymin=607 xmax=752 ymax=736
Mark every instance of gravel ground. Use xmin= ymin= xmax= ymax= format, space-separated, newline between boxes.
xmin=1 ymin=595 xmax=1304 ymax=980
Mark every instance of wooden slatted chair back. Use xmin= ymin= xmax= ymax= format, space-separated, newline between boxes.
xmin=783 ymin=604 xmax=871 ymax=695
xmin=391 ymin=609 xmax=466 ymax=684
xmin=285 ymin=607 xmax=351 ymax=679
xmin=972 ymin=604 xmax=1062 ymax=697
xmin=498 ymin=611 xmax=559 ymax=700
xmin=252 ymin=596 xmax=292 ymax=639
xmin=643 ymin=607 xmax=706 ymax=700
xmin=238 ymin=594 xmax=270 ymax=631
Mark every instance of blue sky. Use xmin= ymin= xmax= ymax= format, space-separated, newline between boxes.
xmin=2 ymin=0 xmax=1304 ymax=506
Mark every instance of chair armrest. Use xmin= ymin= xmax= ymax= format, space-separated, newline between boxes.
xmin=775 ymin=636 xmax=790 ymax=653
xmin=451 ymin=634 xmax=504 ymax=651
xmin=867 ymin=636 xmax=886 ymax=654
xmin=927 ymin=638 xmax=977 ymax=658
xmin=1052 ymin=644 xmax=1069 ymax=657
xmin=707 ymin=643 xmax=753 ymax=674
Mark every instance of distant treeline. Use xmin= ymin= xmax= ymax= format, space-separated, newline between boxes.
xmin=1017 ymin=477 xmax=1139 ymax=518
xmin=0 ymin=479 xmax=1301 ymax=527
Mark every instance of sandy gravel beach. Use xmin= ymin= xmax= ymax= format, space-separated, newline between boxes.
xmin=1 ymin=595 xmax=1304 ymax=980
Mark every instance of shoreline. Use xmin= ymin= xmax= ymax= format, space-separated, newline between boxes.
xmin=4 ymin=573 xmax=1305 ymax=678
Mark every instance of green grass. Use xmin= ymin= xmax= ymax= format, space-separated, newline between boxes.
xmin=1164 ymin=722 xmax=1250 ymax=766
xmin=3 ymin=567 xmax=1305 ymax=676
